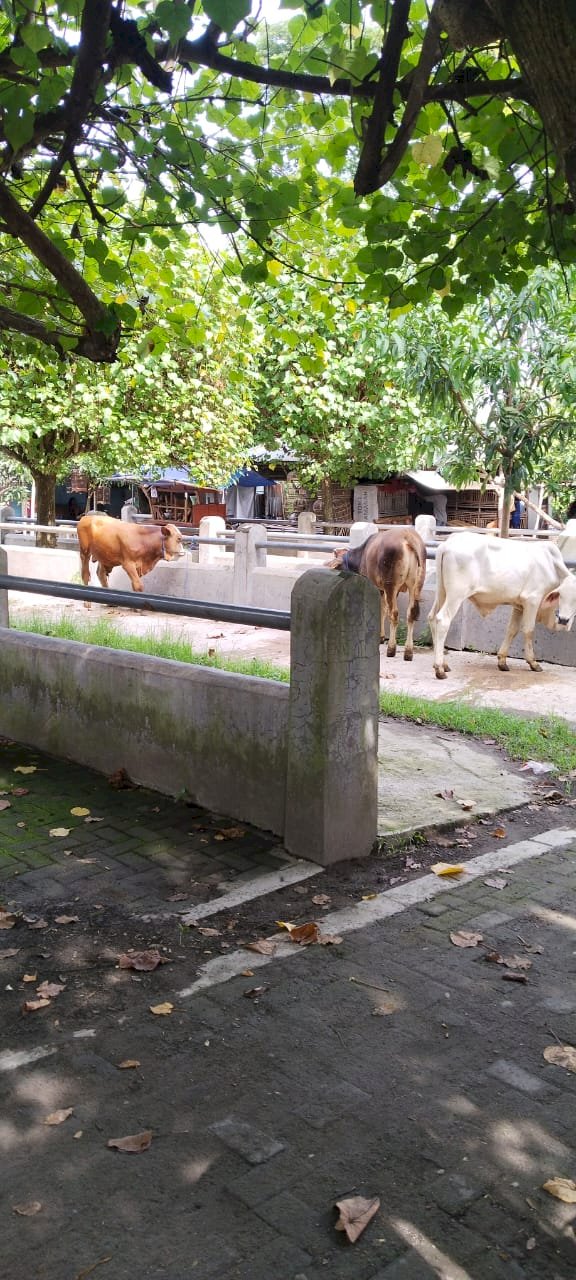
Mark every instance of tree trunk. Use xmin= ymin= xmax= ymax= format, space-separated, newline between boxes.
xmin=33 ymin=472 xmax=57 ymax=547
xmin=499 ymin=485 xmax=513 ymax=539
xmin=485 ymin=0 xmax=576 ymax=203
xmin=321 ymin=477 xmax=335 ymax=525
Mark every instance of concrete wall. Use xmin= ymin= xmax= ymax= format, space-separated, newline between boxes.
xmin=0 ymin=571 xmax=381 ymax=864
xmin=0 ymin=631 xmax=289 ymax=834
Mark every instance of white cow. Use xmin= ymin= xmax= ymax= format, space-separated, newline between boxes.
xmin=429 ymin=532 xmax=576 ymax=679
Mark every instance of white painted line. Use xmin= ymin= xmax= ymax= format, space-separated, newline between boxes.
xmin=176 ymin=827 xmax=576 ymax=1000
xmin=179 ymin=857 xmax=320 ymax=925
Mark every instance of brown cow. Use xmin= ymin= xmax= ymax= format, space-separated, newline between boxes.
xmin=77 ymin=514 xmax=185 ymax=593
xmin=327 ymin=528 xmax=427 ymax=660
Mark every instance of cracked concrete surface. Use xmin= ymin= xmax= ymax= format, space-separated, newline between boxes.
xmin=378 ymin=722 xmax=531 ymax=836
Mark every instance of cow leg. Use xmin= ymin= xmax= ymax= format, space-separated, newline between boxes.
xmin=404 ymin=594 xmax=420 ymax=661
xmin=80 ymin=548 xmax=91 ymax=587
xmin=385 ymin=592 xmax=398 ymax=657
xmin=519 ymin=605 xmax=542 ymax=672
xmin=123 ymin=560 xmax=144 ymax=593
xmin=430 ymin=600 xmax=458 ymax=679
xmin=96 ymin=562 xmax=110 ymax=589
xmin=379 ymin=593 xmax=388 ymax=646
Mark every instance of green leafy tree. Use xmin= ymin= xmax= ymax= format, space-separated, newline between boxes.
xmin=392 ymin=270 xmax=576 ymax=533
xmin=0 ymin=2 xmax=574 ymax=359
xmin=255 ymin=281 xmax=425 ymax=517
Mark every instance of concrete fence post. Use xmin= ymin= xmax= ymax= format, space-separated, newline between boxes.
xmin=350 ymin=520 xmax=378 ymax=548
xmin=198 ymin=515 xmax=226 ymax=565
xmin=0 ymin=545 xmax=9 ymax=627
xmin=233 ymin=525 xmax=266 ymax=604
xmin=284 ymin=568 xmax=380 ymax=865
xmin=297 ymin=510 xmax=316 ymax=558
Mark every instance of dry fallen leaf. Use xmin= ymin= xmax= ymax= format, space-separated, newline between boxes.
xmin=44 ymin=1108 xmax=74 ymax=1126
xmin=502 ymin=971 xmax=528 ymax=984
xmin=334 ymin=1195 xmax=380 ymax=1244
xmin=22 ymin=973 xmax=37 ymax=983
xmin=27 ymin=918 xmax=48 ymax=930
xmin=150 ymin=1002 xmax=173 ymax=1016
xmin=55 ymin=915 xmax=79 ymax=926
xmin=70 ymin=807 xmax=90 ymax=817
xmin=0 ymin=910 xmax=18 ymax=930
xmin=108 ymin=768 xmax=134 ymax=789
xmin=213 ymin=826 xmax=246 ymax=840
xmin=244 ymin=939 xmax=277 ymax=956
xmin=434 ymin=835 xmax=457 ymax=848
xmin=13 ymin=765 xmax=37 ymax=774
xmin=0 ymin=948 xmax=20 ymax=959
xmin=502 ymin=955 xmax=532 ymax=971
xmin=22 ymin=997 xmax=51 ymax=1013
xmin=361 ymin=893 xmax=378 ymax=901
xmin=318 ymin=933 xmax=344 ymax=946
xmin=117 ymin=1060 xmax=141 ymax=1070
xmin=431 ymin=863 xmax=466 ymax=877
xmin=196 ymin=927 xmax=220 ymax=937
xmin=484 ymin=877 xmax=508 ymax=890
xmin=542 ymin=1177 xmax=576 ymax=1203
xmin=543 ymin=1044 xmax=576 ymax=1073
xmin=285 ymin=922 xmax=321 ymax=946
xmin=311 ymin=894 xmax=331 ymax=907
xmin=107 ymin=1131 xmax=152 ymax=1154
xmin=520 ymin=760 xmax=557 ymax=775
xmin=243 ymin=985 xmax=269 ymax=998
xmin=491 ymin=826 xmax=507 ymax=839
xmin=73 ymin=1131 xmax=83 ymax=1140
xmin=117 ymin=949 xmax=168 ymax=972
xmin=0 ymin=799 xmax=11 ymax=811
xmin=450 ymin=930 xmax=484 ymax=949
xmin=37 ymin=981 xmax=66 ymax=998
xmin=12 ymin=787 xmax=30 ymax=796
xmin=84 ymin=816 xmax=104 ymax=823
xmin=13 ymin=1201 xmax=42 ymax=1216
xmin=49 ymin=827 xmax=71 ymax=838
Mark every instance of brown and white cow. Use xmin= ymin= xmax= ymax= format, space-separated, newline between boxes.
xmin=429 ymin=531 xmax=576 ymax=678
xmin=77 ymin=514 xmax=185 ymax=593
xmin=327 ymin=528 xmax=427 ymax=660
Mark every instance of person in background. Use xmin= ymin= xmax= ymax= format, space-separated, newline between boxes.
xmin=510 ymin=496 xmax=525 ymax=528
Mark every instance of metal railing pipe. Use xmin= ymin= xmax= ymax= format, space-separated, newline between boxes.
xmin=0 ymin=574 xmax=291 ymax=630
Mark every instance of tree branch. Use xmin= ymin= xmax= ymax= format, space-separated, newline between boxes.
xmin=0 ymin=181 xmax=119 ymax=360
xmin=377 ymin=4 xmax=443 ymax=188
xmin=354 ymin=0 xmax=412 ymax=196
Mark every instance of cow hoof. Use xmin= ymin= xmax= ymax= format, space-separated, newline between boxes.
xmin=498 ymin=659 xmax=509 ymax=672
xmin=443 ymin=662 xmax=450 ymax=673
xmin=434 ymin=667 xmax=447 ymax=680
xmin=529 ymin=662 xmax=542 ymax=672
xmin=379 ymin=635 xmax=386 ymax=645
xmin=386 ymin=646 xmax=397 ymax=659
xmin=403 ymin=650 xmax=414 ymax=662
xmin=83 ymin=601 xmax=92 ymax=611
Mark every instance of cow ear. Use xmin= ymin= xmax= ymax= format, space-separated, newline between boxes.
xmin=543 ymin=590 xmax=559 ymax=606
xmin=160 ymin=524 xmax=170 ymax=536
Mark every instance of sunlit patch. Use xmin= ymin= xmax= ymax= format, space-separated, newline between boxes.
xmin=390 ymin=1218 xmax=472 ymax=1279
xmin=180 ymin=1154 xmax=215 ymax=1184
xmin=440 ymin=1094 xmax=479 ymax=1117
xmin=0 ymin=1046 xmax=56 ymax=1073
xmin=16 ymin=1070 xmax=73 ymax=1109
xmin=490 ymin=1119 xmax=571 ymax=1173
xmin=530 ymin=905 xmax=576 ymax=932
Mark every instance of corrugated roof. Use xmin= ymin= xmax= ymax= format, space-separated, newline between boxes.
xmin=404 ymin=469 xmax=450 ymax=493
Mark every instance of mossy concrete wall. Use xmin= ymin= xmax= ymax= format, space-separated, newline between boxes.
xmin=0 ymin=630 xmax=289 ymax=834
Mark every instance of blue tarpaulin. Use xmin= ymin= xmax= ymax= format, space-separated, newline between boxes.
xmin=229 ymin=468 xmax=274 ymax=488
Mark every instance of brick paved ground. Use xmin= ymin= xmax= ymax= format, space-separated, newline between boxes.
xmin=2 ymin=833 xmax=576 ymax=1280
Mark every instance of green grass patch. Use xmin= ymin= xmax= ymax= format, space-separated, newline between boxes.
xmin=380 ymin=689 xmax=576 ymax=776
xmin=18 ymin=614 xmax=290 ymax=684
xmin=17 ymin=614 xmax=575 ymax=775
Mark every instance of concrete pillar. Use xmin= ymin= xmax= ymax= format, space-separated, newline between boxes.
xmin=297 ymin=510 xmax=316 ymax=558
xmin=0 ymin=546 xmax=8 ymax=627
xmin=350 ymin=520 xmax=378 ymax=549
xmin=198 ymin=515 xmax=226 ymax=565
xmin=285 ymin=568 xmax=380 ymax=865
xmin=415 ymin=514 xmax=436 ymax=542
xmin=233 ymin=525 xmax=266 ymax=604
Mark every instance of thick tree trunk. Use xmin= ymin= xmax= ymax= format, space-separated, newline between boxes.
xmin=485 ymin=0 xmax=576 ymax=202
xmin=321 ymin=477 xmax=335 ymax=525
xmin=499 ymin=487 xmax=513 ymax=539
xmin=33 ymin=471 xmax=57 ymax=547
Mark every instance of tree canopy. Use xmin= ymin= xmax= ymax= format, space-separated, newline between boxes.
xmin=0 ymin=1 xmax=575 ymax=362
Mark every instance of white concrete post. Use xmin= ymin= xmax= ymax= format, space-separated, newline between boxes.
xmin=0 ymin=546 xmax=8 ymax=627
xmin=297 ymin=510 xmax=316 ymax=558
xmin=285 ymin=568 xmax=380 ymax=865
xmin=350 ymin=520 xmax=378 ymax=549
xmin=198 ymin=515 xmax=226 ymax=565
xmin=415 ymin=514 xmax=436 ymax=542
xmin=233 ymin=525 xmax=266 ymax=604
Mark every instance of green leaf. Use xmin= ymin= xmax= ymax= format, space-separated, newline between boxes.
xmin=154 ymin=1 xmax=193 ymax=41
xmin=21 ymin=23 xmax=52 ymax=51
xmin=201 ymin=0 xmax=251 ymax=31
